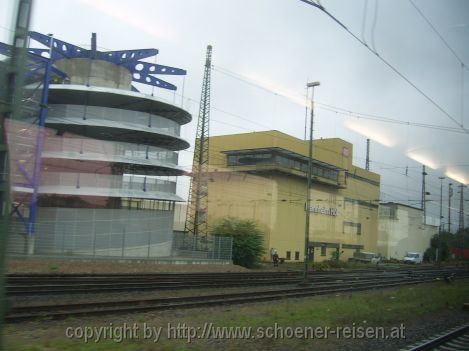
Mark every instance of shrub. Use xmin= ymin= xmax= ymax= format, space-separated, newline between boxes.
xmin=210 ymin=217 xmax=265 ymax=268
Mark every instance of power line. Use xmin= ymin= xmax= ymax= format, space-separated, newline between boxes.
xmin=370 ymin=0 xmax=379 ymax=52
xmin=408 ymin=0 xmax=467 ymax=128
xmin=360 ymin=0 xmax=369 ymax=44
xmin=298 ymin=0 xmax=469 ymax=134
xmin=317 ymin=103 xmax=465 ymax=134
xmin=408 ymin=0 xmax=467 ymax=67
xmin=212 ymin=65 xmax=466 ymax=134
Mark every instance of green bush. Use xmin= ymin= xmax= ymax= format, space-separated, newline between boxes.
xmin=210 ymin=217 xmax=265 ymax=268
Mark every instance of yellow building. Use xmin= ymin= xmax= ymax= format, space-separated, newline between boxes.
xmin=203 ymin=130 xmax=380 ymax=262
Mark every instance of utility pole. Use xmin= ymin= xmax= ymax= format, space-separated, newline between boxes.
xmin=458 ymin=185 xmax=466 ymax=260
xmin=365 ymin=138 xmax=370 ymax=171
xmin=437 ymin=177 xmax=445 ymax=263
xmin=459 ymin=185 xmax=466 ymax=231
xmin=448 ymin=183 xmax=453 ymax=232
xmin=302 ymin=81 xmax=320 ymax=285
xmin=421 ymin=165 xmax=427 ymax=222
xmin=184 ymin=45 xmax=212 ymax=239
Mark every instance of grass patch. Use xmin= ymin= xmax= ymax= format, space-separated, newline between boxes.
xmin=5 ymin=280 xmax=469 ymax=351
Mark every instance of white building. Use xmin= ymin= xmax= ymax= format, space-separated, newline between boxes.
xmin=377 ymin=202 xmax=437 ymax=260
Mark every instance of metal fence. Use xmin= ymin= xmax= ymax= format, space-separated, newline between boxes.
xmin=172 ymin=232 xmax=233 ymax=260
xmin=7 ymin=210 xmax=233 ymax=262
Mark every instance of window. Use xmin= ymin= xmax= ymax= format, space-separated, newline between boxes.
xmin=286 ymin=251 xmax=291 ymax=260
xmin=321 ymin=246 xmax=326 ymax=256
xmin=295 ymin=251 xmax=300 ymax=260
xmin=343 ymin=221 xmax=362 ymax=235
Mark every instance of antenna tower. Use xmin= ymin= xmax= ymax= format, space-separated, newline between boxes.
xmin=184 ymin=45 xmax=212 ymax=237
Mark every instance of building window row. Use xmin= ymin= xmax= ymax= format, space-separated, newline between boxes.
xmin=226 ymin=151 xmax=339 ymax=182
xmin=121 ymin=198 xmax=175 ymax=211
xmin=284 ymin=250 xmax=300 ymax=260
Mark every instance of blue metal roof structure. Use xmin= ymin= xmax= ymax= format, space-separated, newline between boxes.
xmin=0 ymin=31 xmax=186 ymax=91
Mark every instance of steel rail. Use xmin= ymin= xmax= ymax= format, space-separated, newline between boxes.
xmin=402 ymin=324 xmax=469 ymax=350
xmin=7 ymin=269 xmax=465 ymax=296
xmin=6 ymin=274 xmax=469 ymax=323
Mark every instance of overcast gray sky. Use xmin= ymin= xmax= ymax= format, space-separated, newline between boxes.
xmin=3 ymin=0 xmax=469 ymax=229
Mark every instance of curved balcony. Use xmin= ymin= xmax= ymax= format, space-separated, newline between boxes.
xmin=41 ymin=104 xmax=189 ymax=150
xmin=49 ymin=104 xmax=182 ymax=136
xmin=48 ymin=84 xmax=192 ymax=125
xmin=43 ymin=136 xmax=179 ymax=164
xmin=13 ymin=172 xmax=182 ymax=201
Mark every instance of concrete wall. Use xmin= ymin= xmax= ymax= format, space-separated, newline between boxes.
xmin=55 ymin=59 xmax=132 ymax=90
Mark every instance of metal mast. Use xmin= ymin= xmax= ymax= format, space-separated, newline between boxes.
xmin=184 ymin=45 xmax=212 ymax=237
xmin=365 ymin=138 xmax=370 ymax=171
xmin=458 ymin=184 xmax=466 ymax=259
xmin=421 ymin=165 xmax=427 ymax=221
xmin=459 ymin=185 xmax=465 ymax=231
xmin=448 ymin=183 xmax=453 ymax=232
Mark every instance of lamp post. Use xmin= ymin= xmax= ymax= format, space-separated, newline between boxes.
xmin=437 ymin=176 xmax=445 ymax=263
xmin=448 ymin=183 xmax=453 ymax=233
xmin=303 ymin=81 xmax=320 ymax=284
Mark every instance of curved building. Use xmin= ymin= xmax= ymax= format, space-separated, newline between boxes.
xmin=7 ymin=32 xmax=191 ymax=257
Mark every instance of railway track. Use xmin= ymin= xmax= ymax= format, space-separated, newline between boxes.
xmin=7 ymin=268 xmax=465 ymax=296
xmin=6 ymin=270 xmax=469 ymax=323
xmin=402 ymin=324 xmax=469 ymax=350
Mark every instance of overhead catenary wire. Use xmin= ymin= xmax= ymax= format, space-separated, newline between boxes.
xmin=370 ymin=0 xmax=379 ymax=52
xmin=298 ymin=0 xmax=469 ymax=134
xmin=408 ymin=0 xmax=467 ymax=67
xmin=211 ymin=65 xmax=466 ymax=135
xmin=360 ymin=0 xmax=369 ymax=45
xmin=407 ymin=0 xmax=467 ymax=128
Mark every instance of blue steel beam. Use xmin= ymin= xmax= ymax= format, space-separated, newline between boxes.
xmin=2 ymin=43 xmax=68 ymax=79
xmin=29 ymin=31 xmax=88 ymax=59
xmin=97 ymin=49 xmax=158 ymax=64
xmin=28 ymin=36 xmax=54 ymax=235
xmin=131 ymin=73 xmax=177 ymax=91
xmin=123 ymin=61 xmax=186 ymax=76
xmin=27 ymin=31 xmax=186 ymax=90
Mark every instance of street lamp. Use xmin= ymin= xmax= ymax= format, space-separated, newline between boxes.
xmin=437 ymin=176 xmax=445 ymax=264
xmin=302 ymin=81 xmax=320 ymax=284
